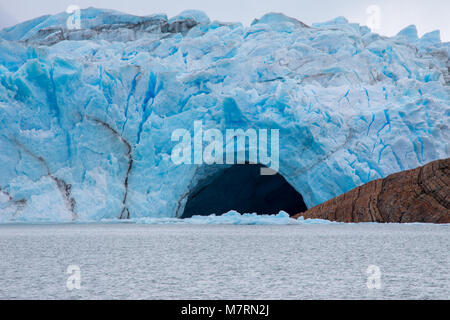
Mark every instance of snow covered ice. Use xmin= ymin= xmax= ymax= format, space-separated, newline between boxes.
xmin=0 ymin=8 xmax=449 ymax=222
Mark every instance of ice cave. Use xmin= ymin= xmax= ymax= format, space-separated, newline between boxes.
xmin=181 ymin=164 xmax=307 ymax=218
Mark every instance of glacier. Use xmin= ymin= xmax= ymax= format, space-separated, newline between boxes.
xmin=0 ymin=8 xmax=449 ymax=222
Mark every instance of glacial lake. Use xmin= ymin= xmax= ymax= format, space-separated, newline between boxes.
xmin=0 ymin=223 xmax=448 ymax=299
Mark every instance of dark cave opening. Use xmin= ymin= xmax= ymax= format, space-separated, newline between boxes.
xmin=181 ymin=164 xmax=307 ymax=218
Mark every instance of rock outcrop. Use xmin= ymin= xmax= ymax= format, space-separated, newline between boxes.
xmin=294 ymin=158 xmax=450 ymax=223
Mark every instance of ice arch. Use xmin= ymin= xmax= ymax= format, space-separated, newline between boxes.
xmin=181 ymin=164 xmax=307 ymax=218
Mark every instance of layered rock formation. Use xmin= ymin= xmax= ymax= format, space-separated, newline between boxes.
xmin=294 ymin=158 xmax=450 ymax=223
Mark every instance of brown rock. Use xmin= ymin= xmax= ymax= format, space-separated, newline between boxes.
xmin=293 ymin=158 xmax=450 ymax=223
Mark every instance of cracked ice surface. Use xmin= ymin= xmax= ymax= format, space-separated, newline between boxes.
xmin=0 ymin=8 xmax=449 ymax=222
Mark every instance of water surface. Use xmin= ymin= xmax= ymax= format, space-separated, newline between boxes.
xmin=0 ymin=223 xmax=448 ymax=299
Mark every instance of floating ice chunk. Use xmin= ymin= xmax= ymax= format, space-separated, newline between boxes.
xmin=128 ymin=210 xmax=337 ymax=225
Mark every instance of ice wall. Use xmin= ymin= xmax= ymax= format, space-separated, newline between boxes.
xmin=0 ymin=9 xmax=449 ymax=222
